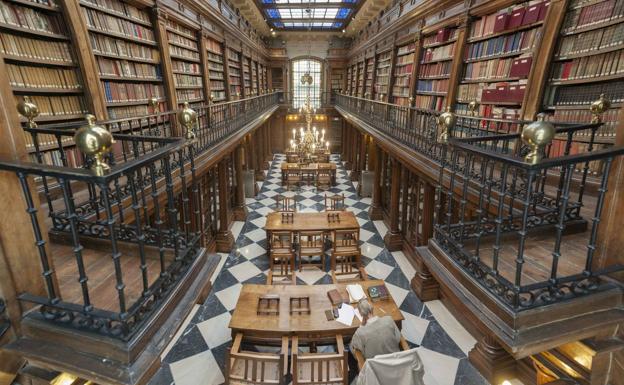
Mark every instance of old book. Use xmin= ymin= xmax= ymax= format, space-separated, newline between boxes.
xmin=327 ymin=289 xmax=348 ymax=306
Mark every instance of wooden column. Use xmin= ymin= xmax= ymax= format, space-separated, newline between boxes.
xmin=446 ymin=20 xmax=468 ymax=110
xmin=384 ymin=157 xmax=403 ymax=251
xmin=255 ymin=127 xmax=265 ymax=181
xmin=343 ymin=123 xmax=352 ymax=169
xmin=152 ymin=7 xmax=178 ymax=113
xmin=351 ymin=131 xmax=362 ymax=181
xmin=215 ymin=158 xmax=234 ymax=252
xmin=232 ymin=145 xmax=248 ymax=221
xmin=469 ymin=335 xmax=516 ymax=385
xmin=264 ymin=121 xmax=272 ymax=163
xmin=411 ymin=181 xmax=440 ymax=301
xmin=369 ymin=144 xmax=383 ymax=220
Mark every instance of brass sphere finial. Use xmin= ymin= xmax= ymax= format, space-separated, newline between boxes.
xmin=17 ymin=96 xmax=39 ymax=128
xmin=468 ymin=100 xmax=480 ymax=116
xmin=590 ymin=93 xmax=611 ymax=123
xmin=74 ymin=114 xmax=113 ymax=176
xmin=408 ymin=97 xmax=414 ymax=106
xmin=521 ymin=113 xmax=555 ymax=164
xmin=148 ymin=97 xmax=159 ymax=112
xmin=177 ymin=102 xmax=198 ymax=140
xmin=437 ymin=107 xmax=456 ymax=143
xmin=209 ymin=93 xmax=215 ymax=103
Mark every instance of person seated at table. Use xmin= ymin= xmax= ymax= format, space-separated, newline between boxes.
xmin=350 ymin=299 xmax=402 ymax=359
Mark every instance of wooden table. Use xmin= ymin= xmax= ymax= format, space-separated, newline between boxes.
xmin=229 ymin=280 xmax=404 ymax=342
xmin=265 ymin=211 xmax=359 ymax=234
xmin=280 ymin=162 xmax=337 ymax=184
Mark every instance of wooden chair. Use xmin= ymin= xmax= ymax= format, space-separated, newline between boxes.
xmin=267 ymin=233 xmax=297 ymax=285
xmin=275 ymin=195 xmax=296 ymax=212
xmin=226 ymin=333 xmax=289 ymax=385
xmin=285 ymin=169 xmax=302 ymax=190
xmin=353 ymin=336 xmax=411 ymax=371
xmin=331 ymin=265 xmax=368 ymax=284
xmin=330 ymin=228 xmax=361 ymax=273
xmin=298 ymin=231 xmax=326 ymax=271
xmin=325 ymin=194 xmax=346 ymax=211
xmin=316 ymin=170 xmax=332 ymax=190
xmin=317 ymin=154 xmax=330 ymax=163
xmin=287 ymin=153 xmax=299 ymax=163
xmin=291 ymin=335 xmax=348 ymax=385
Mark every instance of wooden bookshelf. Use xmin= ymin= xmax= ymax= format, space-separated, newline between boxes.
xmin=455 ymin=1 xmax=546 ymax=119
xmin=391 ymin=41 xmax=417 ymax=106
xmin=416 ymin=26 xmax=459 ymax=110
xmin=251 ymin=59 xmax=258 ymax=95
xmin=0 ymin=0 xmax=90 ymax=131
xmin=364 ymin=57 xmax=374 ymax=98
xmin=80 ymin=0 xmax=165 ymax=119
xmin=330 ymin=67 xmax=345 ymax=93
xmin=374 ymin=50 xmax=392 ymax=100
xmin=270 ymin=66 xmax=283 ymax=91
xmin=205 ymin=36 xmax=227 ymax=102
xmin=227 ymin=47 xmax=242 ymax=99
xmin=543 ymin=0 xmax=624 ymax=140
xmin=242 ymin=55 xmax=251 ymax=96
xmin=346 ymin=65 xmax=353 ymax=94
xmin=349 ymin=64 xmax=357 ymax=95
xmin=356 ymin=61 xmax=365 ymax=97
xmin=166 ymin=19 xmax=204 ymax=107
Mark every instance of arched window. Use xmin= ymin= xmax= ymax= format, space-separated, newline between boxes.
xmin=292 ymin=58 xmax=322 ymax=109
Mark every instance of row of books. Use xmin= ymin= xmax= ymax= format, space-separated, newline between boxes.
xmin=176 ymin=89 xmax=203 ymax=102
xmin=376 ymin=67 xmax=390 ymax=76
xmin=82 ymin=0 xmax=150 ymax=24
xmin=423 ymin=28 xmax=459 ymax=47
xmin=174 ymin=73 xmax=202 ymax=87
xmin=415 ymin=94 xmax=446 ymax=110
xmin=556 ymin=23 xmax=624 ymax=57
xmin=0 ymin=34 xmax=73 ymax=63
xmin=562 ymin=0 xmax=624 ymax=32
xmin=8 ymin=64 xmax=82 ymax=89
xmin=102 ymin=81 xmax=164 ymax=103
xmin=207 ymin=52 xmax=223 ymax=64
xmin=469 ymin=1 xmax=548 ymax=39
xmin=83 ymin=8 xmax=155 ymax=43
xmin=229 ymin=67 xmax=240 ymax=77
xmin=172 ymin=61 xmax=201 ymax=74
xmin=548 ymin=139 xmax=610 ymax=176
xmin=97 ymin=57 xmax=161 ymax=79
xmin=169 ymin=44 xmax=200 ymax=60
xmin=394 ymin=76 xmax=410 ymax=87
xmin=165 ymin=19 xmax=194 ymax=38
xmin=15 ymin=95 xmax=88 ymax=117
xmin=210 ymin=80 xmax=225 ymax=91
xmin=208 ymin=62 xmax=224 ymax=72
xmin=395 ymin=53 xmax=415 ymax=66
xmin=456 ymin=103 xmax=522 ymax=121
xmin=418 ymin=61 xmax=452 ymax=78
xmin=23 ymin=130 xmax=73 ymax=150
xmin=550 ymin=49 xmax=624 ymax=81
xmin=209 ymin=70 xmax=224 ymax=80
xmin=391 ymin=86 xmax=410 ymax=97
xmin=212 ymin=91 xmax=226 ymax=101
xmin=167 ymin=30 xmax=198 ymax=50
xmin=89 ymin=33 xmax=157 ymax=62
xmin=206 ymin=38 xmax=222 ymax=54
xmin=0 ymin=0 xmax=63 ymax=34
xmin=417 ymin=79 xmax=449 ymax=93
xmin=465 ymin=28 xmax=541 ymax=61
xmin=108 ymin=103 xmax=162 ymax=119
xmin=421 ymin=44 xmax=455 ymax=63
xmin=464 ymin=56 xmax=532 ymax=80
xmin=546 ymin=80 xmax=624 ymax=105
xmin=549 ymin=108 xmax=619 ymax=137
xmin=29 ymin=148 xmax=84 ymax=168
xmin=230 ymin=85 xmax=241 ymax=96
xmin=397 ymin=43 xmax=416 ymax=56
xmin=394 ymin=64 xmax=414 ymax=75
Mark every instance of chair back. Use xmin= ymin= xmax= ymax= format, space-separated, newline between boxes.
xmin=325 ymin=194 xmax=345 ymax=211
xmin=226 ymin=334 xmax=288 ymax=385
xmin=333 ymin=229 xmax=359 ymax=250
xmin=356 ymin=348 xmax=424 ymax=385
xmin=275 ymin=195 xmax=296 ymax=212
xmin=292 ymin=336 xmax=348 ymax=385
xmin=299 ymin=231 xmax=324 ymax=251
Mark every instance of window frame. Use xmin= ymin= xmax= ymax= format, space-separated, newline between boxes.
xmin=291 ymin=57 xmax=324 ymax=109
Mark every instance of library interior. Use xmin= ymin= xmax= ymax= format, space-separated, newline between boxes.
xmin=0 ymin=0 xmax=623 ymax=384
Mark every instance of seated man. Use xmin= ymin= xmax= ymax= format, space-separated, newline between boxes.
xmin=350 ymin=299 xmax=402 ymax=359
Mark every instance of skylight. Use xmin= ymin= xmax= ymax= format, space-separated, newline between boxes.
xmin=260 ymin=0 xmax=359 ymax=30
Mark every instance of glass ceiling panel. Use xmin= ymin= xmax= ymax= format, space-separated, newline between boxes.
xmin=263 ymin=0 xmax=358 ymax=29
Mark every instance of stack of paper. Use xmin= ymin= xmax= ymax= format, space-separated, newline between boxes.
xmin=346 ymin=284 xmax=366 ymax=303
xmin=336 ymin=304 xmax=355 ymax=326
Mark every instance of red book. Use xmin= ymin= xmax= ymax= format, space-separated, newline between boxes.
xmin=436 ymin=28 xmax=450 ymax=43
xmin=509 ymin=57 xmax=533 ymax=78
xmin=508 ymin=7 xmax=526 ymax=29
xmin=523 ymin=3 xmax=542 ymax=25
xmin=493 ymin=13 xmax=510 ymax=33
xmin=538 ymin=1 xmax=550 ymax=21
xmin=496 ymin=84 xmax=510 ymax=102
xmin=481 ymin=88 xmax=496 ymax=103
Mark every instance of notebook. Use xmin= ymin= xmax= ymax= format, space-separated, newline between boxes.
xmin=346 ymin=284 xmax=366 ymax=303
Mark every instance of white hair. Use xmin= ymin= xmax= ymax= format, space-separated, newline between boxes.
xmin=357 ymin=298 xmax=373 ymax=319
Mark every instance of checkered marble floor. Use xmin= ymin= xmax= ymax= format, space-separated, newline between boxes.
xmin=148 ymin=154 xmax=492 ymax=385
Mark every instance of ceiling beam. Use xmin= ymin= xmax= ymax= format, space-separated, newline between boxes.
xmin=260 ymin=3 xmax=356 ymax=9
xmin=269 ymin=18 xmax=345 ymax=23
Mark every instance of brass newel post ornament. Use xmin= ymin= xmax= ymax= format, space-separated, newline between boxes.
xmin=148 ymin=97 xmax=159 ymax=113
xmin=17 ymin=96 xmax=39 ymax=129
xmin=408 ymin=97 xmax=414 ymax=107
xmin=177 ymin=102 xmax=198 ymax=140
xmin=590 ymin=93 xmax=611 ymax=124
xmin=75 ymin=114 xmax=113 ymax=176
xmin=437 ymin=107 xmax=456 ymax=143
xmin=521 ymin=113 xmax=555 ymax=164
xmin=468 ymin=100 xmax=480 ymax=117
xmin=209 ymin=93 xmax=215 ymax=104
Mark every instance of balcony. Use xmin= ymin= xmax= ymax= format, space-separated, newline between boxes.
xmin=334 ymin=93 xmax=624 ymax=380
xmin=0 ymin=93 xmax=279 ymax=384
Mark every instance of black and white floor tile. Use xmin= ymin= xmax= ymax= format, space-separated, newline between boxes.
xmin=148 ymin=154 xmax=502 ymax=385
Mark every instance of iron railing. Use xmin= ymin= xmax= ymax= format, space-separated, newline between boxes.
xmin=1 ymin=93 xmax=280 ymax=340
xmin=335 ymin=93 xmax=624 ymax=311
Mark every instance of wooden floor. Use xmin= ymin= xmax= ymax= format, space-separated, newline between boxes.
xmin=51 ymin=243 xmax=163 ymax=313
